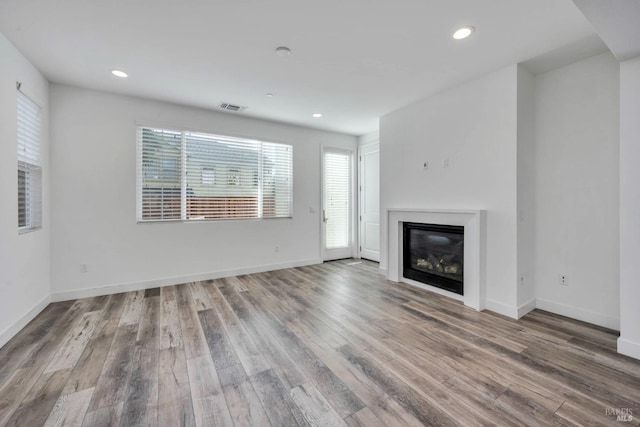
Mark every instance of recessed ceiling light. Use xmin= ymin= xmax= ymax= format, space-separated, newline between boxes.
xmin=453 ymin=26 xmax=474 ymax=40
xmin=275 ymin=46 xmax=292 ymax=57
xmin=312 ymin=113 xmax=322 ymax=118
xmin=111 ymin=69 xmax=128 ymax=78
xmin=266 ymin=93 xmax=274 ymax=97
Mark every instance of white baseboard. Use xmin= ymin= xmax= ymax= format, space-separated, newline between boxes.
xmin=378 ymin=267 xmax=388 ymax=276
xmin=618 ymin=337 xmax=640 ymax=361
xmin=0 ymin=294 xmax=51 ymax=349
xmin=517 ymin=299 xmax=536 ymax=319
xmin=535 ymin=298 xmax=619 ymax=330
xmin=51 ymin=258 xmax=322 ymax=302
xmin=485 ymin=299 xmax=519 ymax=319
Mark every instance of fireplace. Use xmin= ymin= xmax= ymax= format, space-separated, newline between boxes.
xmin=403 ymin=222 xmax=464 ymax=295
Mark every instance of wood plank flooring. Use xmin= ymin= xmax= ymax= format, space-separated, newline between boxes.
xmin=1 ymin=259 xmax=639 ymax=426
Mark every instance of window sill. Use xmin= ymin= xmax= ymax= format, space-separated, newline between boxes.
xmin=19 ymin=226 xmax=42 ymax=235
xmin=136 ymin=216 xmax=293 ymax=225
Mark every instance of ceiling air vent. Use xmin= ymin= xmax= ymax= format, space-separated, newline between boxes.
xmin=219 ymin=102 xmax=246 ymax=112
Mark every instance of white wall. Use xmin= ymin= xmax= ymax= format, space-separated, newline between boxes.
xmin=534 ymin=52 xmax=620 ymax=329
xmin=516 ymin=65 xmax=536 ymax=314
xmin=0 ymin=34 xmax=50 ymax=347
xmin=380 ymin=65 xmax=520 ymax=316
xmin=619 ymin=55 xmax=640 ymax=358
xmin=50 ymin=85 xmax=356 ymax=299
xmin=358 ymin=131 xmax=379 ymax=147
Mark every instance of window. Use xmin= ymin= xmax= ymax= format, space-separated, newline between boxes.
xmin=18 ymin=169 xmax=27 ymax=227
xmin=137 ymin=126 xmax=293 ymax=221
xmin=17 ymin=88 xmax=42 ymax=233
xmin=227 ymin=168 xmax=241 ymax=186
xmin=324 ymin=150 xmax=351 ymax=249
xmin=201 ymin=167 xmax=215 ymax=185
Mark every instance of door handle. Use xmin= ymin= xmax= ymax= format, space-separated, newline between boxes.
xmin=322 ymin=210 xmax=328 ymax=223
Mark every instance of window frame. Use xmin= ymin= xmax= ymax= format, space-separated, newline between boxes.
xmin=17 ymin=87 xmax=43 ymax=234
xmin=136 ymin=125 xmax=293 ymax=223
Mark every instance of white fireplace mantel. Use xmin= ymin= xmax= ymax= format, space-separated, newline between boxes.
xmin=387 ymin=208 xmax=487 ymax=311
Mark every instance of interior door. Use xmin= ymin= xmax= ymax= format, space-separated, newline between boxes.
xmin=322 ymin=148 xmax=352 ymax=261
xmin=359 ymin=142 xmax=380 ymax=261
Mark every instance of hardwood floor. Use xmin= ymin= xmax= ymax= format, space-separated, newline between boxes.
xmin=1 ymin=259 xmax=639 ymax=426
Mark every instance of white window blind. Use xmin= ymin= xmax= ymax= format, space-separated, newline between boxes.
xmin=186 ymin=132 xmax=260 ymax=219
xmin=137 ymin=126 xmax=293 ymax=221
xmin=137 ymin=128 xmax=182 ymax=221
xmin=261 ymin=142 xmax=293 ymax=218
xmin=17 ymin=88 xmax=42 ymax=233
xmin=324 ymin=151 xmax=350 ymax=248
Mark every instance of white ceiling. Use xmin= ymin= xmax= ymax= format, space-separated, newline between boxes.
xmin=572 ymin=0 xmax=640 ymax=62
xmin=0 ymin=0 xmax=598 ymax=136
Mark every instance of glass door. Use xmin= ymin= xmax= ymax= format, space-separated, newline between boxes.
xmin=322 ymin=148 xmax=352 ymax=260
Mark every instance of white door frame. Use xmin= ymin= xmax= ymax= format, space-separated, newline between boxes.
xmin=358 ymin=141 xmax=380 ymax=262
xmin=321 ymin=146 xmax=354 ymax=261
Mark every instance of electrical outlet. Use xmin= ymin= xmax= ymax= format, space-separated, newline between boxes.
xmin=559 ymin=274 xmax=568 ymax=286
xmin=80 ymin=264 xmax=88 ymax=273
xmin=520 ymin=276 xmax=525 ymax=287
xmin=274 ymin=246 xmax=280 ymax=253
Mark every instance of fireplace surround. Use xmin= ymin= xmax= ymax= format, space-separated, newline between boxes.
xmin=387 ymin=209 xmax=486 ymax=311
